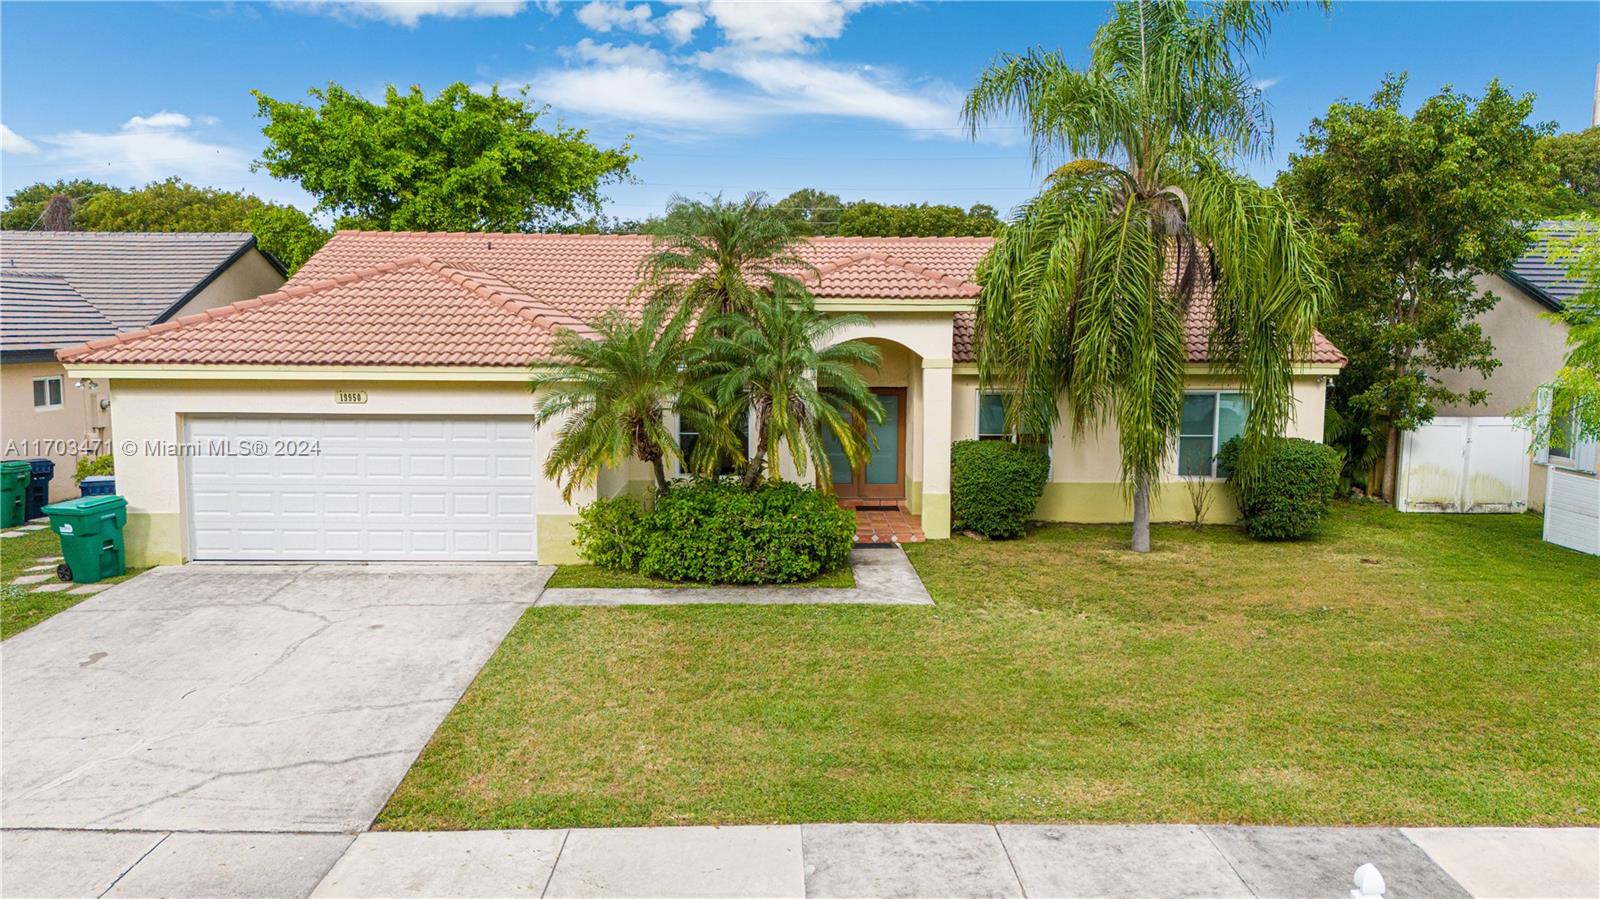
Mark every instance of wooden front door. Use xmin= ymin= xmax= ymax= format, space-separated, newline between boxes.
xmin=824 ymin=388 xmax=906 ymax=501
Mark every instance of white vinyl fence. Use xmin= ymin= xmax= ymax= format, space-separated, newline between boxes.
xmin=1543 ymin=467 xmax=1600 ymax=556
xmin=1396 ymin=417 xmax=1531 ymax=513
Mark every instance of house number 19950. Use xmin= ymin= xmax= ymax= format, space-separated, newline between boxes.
xmin=335 ymin=390 xmax=368 ymax=405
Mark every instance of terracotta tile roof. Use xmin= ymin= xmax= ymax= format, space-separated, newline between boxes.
xmin=60 ymin=231 xmax=1343 ymax=367
xmin=0 ymin=231 xmax=267 ymax=330
xmin=60 ymin=256 xmax=596 ymax=366
xmin=2 ymin=270 xmax=120 ymax=356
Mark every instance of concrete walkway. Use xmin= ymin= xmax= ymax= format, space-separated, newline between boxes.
xmin=10 ymin=823 xmax=1587 ymax=898
xmin=536 ymin=547 xmax=933 ymax=606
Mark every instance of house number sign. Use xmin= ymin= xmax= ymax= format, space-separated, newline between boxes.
xmin=335 ymin=389 xmax=369 ymax=405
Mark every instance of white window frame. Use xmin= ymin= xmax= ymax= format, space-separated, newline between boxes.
xmin=32 ymin=376 xmax=63 ymax=412
xmin=1534 ymin=386 xmax=1598 ymax=474
xmin=975 ymin=389 xmax=1053 ymax=468
xmin=1178 ymin=390 xmax=1248 ymax=479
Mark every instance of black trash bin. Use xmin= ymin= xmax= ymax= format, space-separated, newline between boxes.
xmin=26 ymin=458 xmax=54 ymax=521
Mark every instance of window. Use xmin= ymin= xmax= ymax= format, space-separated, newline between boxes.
xmin=1178 ymin=391 xmax=1249 ymax=477
xmin=978 ymin=391 xmax=1051 ymax=455
xmin=678 ymin=412 xmax=747 ymax=476
xmin=32 ymin=376 xmax=63 ymax=411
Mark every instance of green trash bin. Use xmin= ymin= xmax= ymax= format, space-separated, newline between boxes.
xmin=42 ymin=495 xmax=127 ymax=584
xmin=1 ymin=460 xmax=31 ymax=528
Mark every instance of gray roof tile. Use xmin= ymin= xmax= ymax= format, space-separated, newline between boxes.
xmin=0 ymin=231 xmax=258 ymax=331
xmin=1 ymin=270 xmax=121 ymax=353
xmin=1505 ymin=221 xmax=1595 ymax=311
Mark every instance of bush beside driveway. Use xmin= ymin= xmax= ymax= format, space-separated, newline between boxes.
xmin=379 ymin=503 xmax=1599 ymax=830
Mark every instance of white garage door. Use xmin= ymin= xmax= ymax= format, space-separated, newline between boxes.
xmin=186 ymin=416 xmax=538 ymax=561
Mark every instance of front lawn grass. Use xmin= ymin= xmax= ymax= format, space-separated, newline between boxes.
xmin=379 ymin=503 xmax=1599 ymax=829
xmin=1 ymin=525 xmax=145 ymax=640
xmin=547 ymin=564 xmax=855 ymax=589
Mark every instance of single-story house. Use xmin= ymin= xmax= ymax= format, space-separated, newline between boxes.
xmin=1432 ymin=221 xmax=1597 ymax=512
xmin=59 ymin=232 xmax=1344 ymax=566
xmin=2 ymin=232 xmax=286 ymax=501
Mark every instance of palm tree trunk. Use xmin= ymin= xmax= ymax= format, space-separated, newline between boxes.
xmin=1131 ymin=476 xmax=1152 ymax=553
xmin=651 ymin=455 xmax=669 ymax=493
xmin=743 ymin=424 xmax=768 ymax=489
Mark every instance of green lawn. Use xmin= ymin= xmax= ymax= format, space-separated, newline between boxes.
xmin=547 ymin=564 xmax=855 ymax=589
xmin=378 ymin=503 xmax=1599 ymax=830
xmin=1 ymin=525 xmax=145 ymax=640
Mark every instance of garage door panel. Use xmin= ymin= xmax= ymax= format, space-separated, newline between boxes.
xmin=187 ymin=416 xmax=538 ymax=561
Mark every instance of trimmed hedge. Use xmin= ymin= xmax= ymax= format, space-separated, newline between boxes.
xmin=1218 ymin=437 xmax=1342 ymax=540
xmin=574 ymin=479 xmax=855 ymax=584
xmin=950 ymin=439 xmax=1050 ymax=539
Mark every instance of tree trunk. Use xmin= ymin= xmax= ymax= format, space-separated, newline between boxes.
xmin=743 ymin=419 xmax=769 ymax=489
xmin=1131 ymin=476 xmax=1152 ymax=553
xmin=650 ymin=454 xmax=669 ymax=493
xmin=1380 ymin=424 xmax=1399 ymax=503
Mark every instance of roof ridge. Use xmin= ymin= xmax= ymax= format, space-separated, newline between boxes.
xmin=807 ymin=250 xmax=977 ymax=289
xmin=56 ymin=255 xmax=438 ymax=361
xmin=419 ymin=259 xmax=598 ymax=338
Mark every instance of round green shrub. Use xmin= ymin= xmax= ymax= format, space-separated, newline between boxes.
xmin=1218 ymin=437 xmax=1343 ymax=540
xmin=950 ymin=439 xmax=1050 ymax=539
xmin=574 ymin=479 xmax=855 ymax=584
xmin=573 ymin=495 xmax=647 ymax=572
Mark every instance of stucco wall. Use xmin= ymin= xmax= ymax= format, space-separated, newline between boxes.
xmin=0 ymin=361 xmax=111 ymax=502
xmin=952 ymin=372 xmax=1330 ymax=523
xmin=177 ymin=248 xmax=287 ymax=318
xmin=1434 ymin=274 xmax=1569 ymax=418
xmin=91 ymin=376 xmax=590 ymax=566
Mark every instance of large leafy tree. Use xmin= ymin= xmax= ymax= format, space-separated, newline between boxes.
xmin=963 ymin=0 xmax=1329 ymax=552
xmin=253 ymin=82 xmax=633 ymax=231
xmin=770 ymin=189 xmax=1002 ymax=237
xmin=1277 ymin=75 xmax=1553 ymax=498
xmin=0 ymin=180 xmax=120 ymax=230
xmin=641 ymin=193 xmax=811 ymax=317
xmin=1 ymin=177 xmax=328 ymax=273
xmin=530 ymin=300 xmax=727 ymax=499
xmin=700 ymin=286 xmax=884 ymax=489
xmin=1537 ymin=127 xmax=1600 ymax=216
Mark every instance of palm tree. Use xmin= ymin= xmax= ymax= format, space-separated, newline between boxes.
xmin=699 ymin=285 xmax=885 ymax=489
xmin=641 ymin=192 xmax=813 ymax=317
xmin=962 ymin=0 xmax=1330 ymax=552
xmin=531 ymin=299 xmax=729 ymax=500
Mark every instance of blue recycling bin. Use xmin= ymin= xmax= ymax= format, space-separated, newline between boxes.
xmin=80 ymin=475 xmax=116 ymax=497
xmin=26 ymin=458 xmax=54 ymax=521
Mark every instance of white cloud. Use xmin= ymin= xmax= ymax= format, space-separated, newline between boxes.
xmin=706 ymin=52 xmax=958 ymax=130
xmin=660 ymin=6 xmax=705 ymax=44
xmin=527 ymin=41 xmax=751 ymax=129
xmin=39 ymin=112 xmax=250 ymax=185
xmin=574 ymin=1 xmax=657 ymax=35
xmin=704 ymin=0 xmax=871 ymax=52
xmin=1 ymin=123 xmax=40 ymax=155
xmin=278 ymin=1 xmax=528 ymax=27
xmin=1253 ymin=76 xmax=1281 ymax=91
xmin=122 ymin=111 xmax=192 ymax=133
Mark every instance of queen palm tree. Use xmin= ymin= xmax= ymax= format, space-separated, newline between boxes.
xmin=700 ymin=285 xmax=884 ymax=489
xmin=530 ymin=299 xmax=731 ymax=500
xmin=962 ymin=0 xmax=1330 ymax=551
xmin=641 ymin=192 xmax=812 ymax=317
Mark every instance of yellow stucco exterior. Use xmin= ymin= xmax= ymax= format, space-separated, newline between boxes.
xmin=68 ymin=305 xmax=1337 ymax=567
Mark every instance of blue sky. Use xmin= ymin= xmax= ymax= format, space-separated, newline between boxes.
xmin=2 ymin=0 xmax=1596 ymax=224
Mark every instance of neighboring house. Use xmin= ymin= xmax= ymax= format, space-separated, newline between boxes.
xmin=59 ymin=232 xmax=1344 ymax=567
xmin=1429 ymin=221 xmax=1596 ymax=512
xmin=1 ymin=232 xmax=287 ymax=501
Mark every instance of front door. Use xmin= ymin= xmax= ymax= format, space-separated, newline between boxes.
xmin=823 ymin=388 xmax=906 ymax=501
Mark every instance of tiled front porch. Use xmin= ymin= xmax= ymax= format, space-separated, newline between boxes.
xmin=841 ymin=502 xmax=925 ymax=545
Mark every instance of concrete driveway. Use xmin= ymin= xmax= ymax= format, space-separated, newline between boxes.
xmin=1 ymin=562 xmax=549 ymax=833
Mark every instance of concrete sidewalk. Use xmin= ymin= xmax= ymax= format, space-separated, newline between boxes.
xmin=308 ymin=824 xmax=1599 ymax=899
xmin=12 ymin=823 xmax=1586 ymax=899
